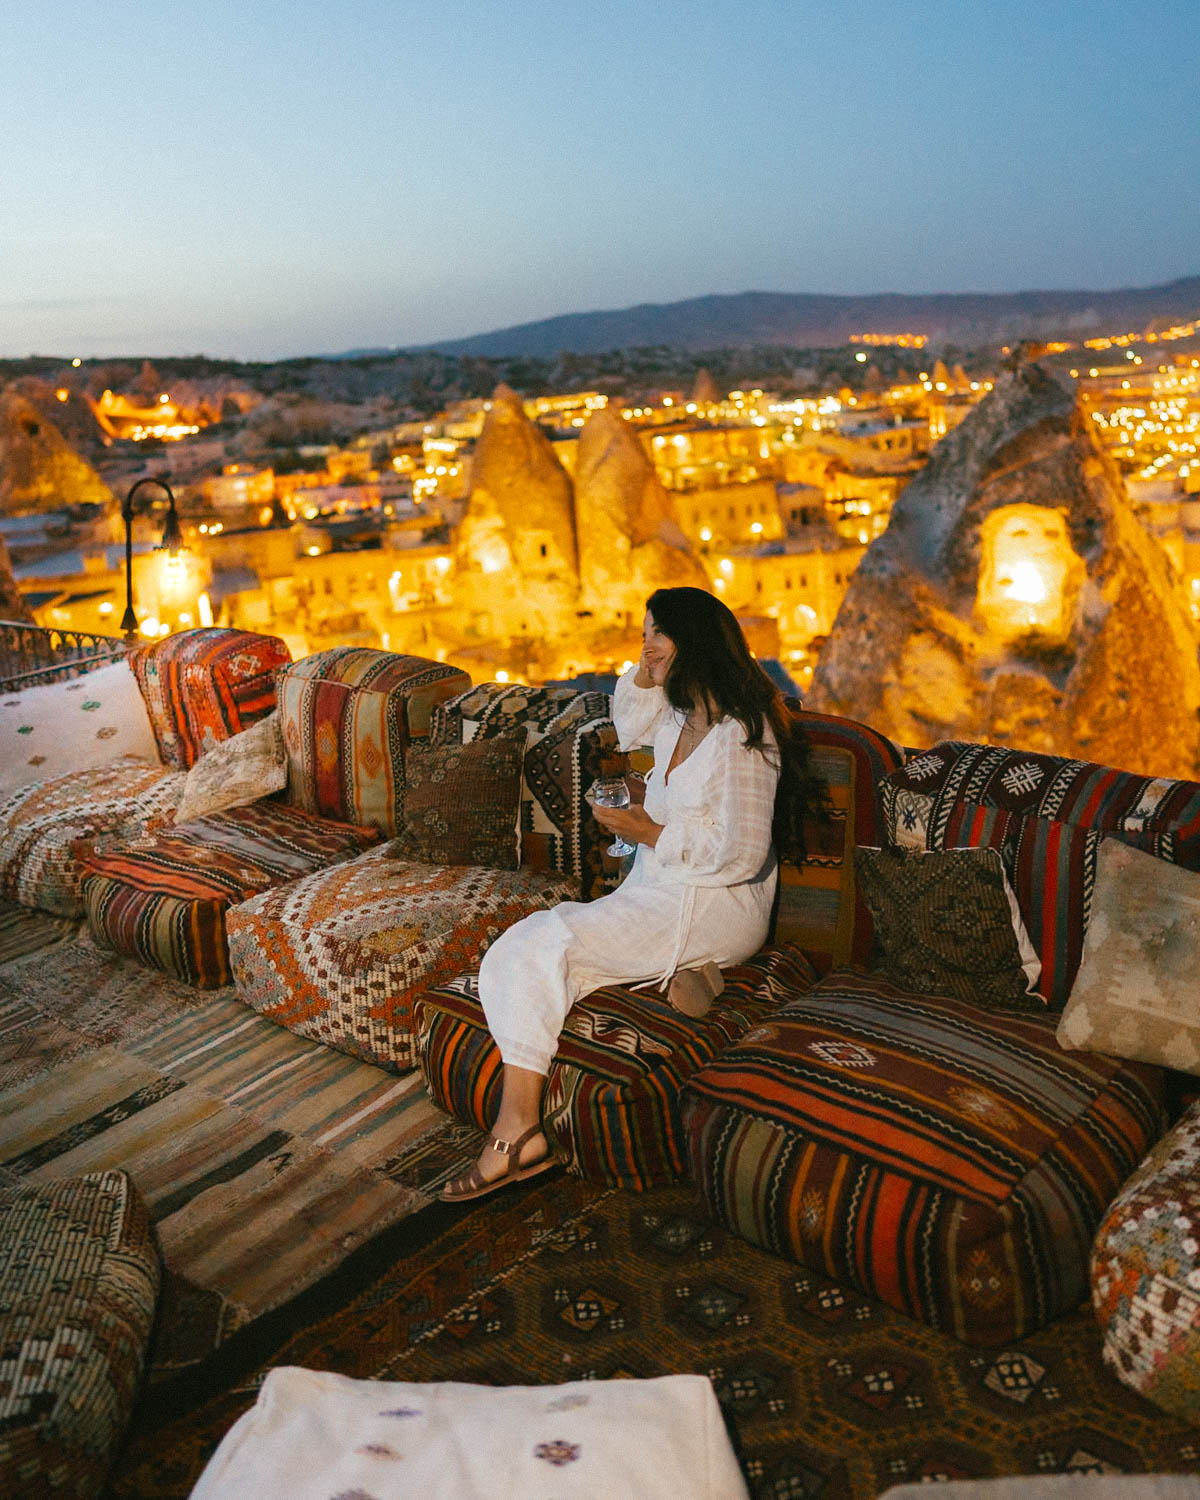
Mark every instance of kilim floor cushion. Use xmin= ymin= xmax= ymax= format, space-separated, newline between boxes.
xmin=881 ymin=742 xmax=1200 ymax=1012
xmin=1091 ymin=1098 xmax=1200 ymax=1425
xmin=77 ymin=799 xmax=379 ymax=988
xmin=682 ymin=960 xmax=1166 ymax=1345
xmin=227 ymin=842 xmax=578 ymax=1072
xmin=0 ymin=1169 xmax=160 ymax=1499
xmin=127 ymin=628 xmax=290 ymax=772
xmin=0 ymin=756 xmax=184 ymax=916
xmin=415 ymin=945 xmax=818 ymax=1191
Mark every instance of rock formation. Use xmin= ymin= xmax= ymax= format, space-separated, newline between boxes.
xmin=0 ymin=536 xmax=33 ymax=622
xmin=454 ymin=384 xmax=579 ymax=638
xmin=0 ymin=390 xmax=114 ymax=514
xmin=808 ymin=363 xmax=1200 ymax=778
xmin=574 ymin=406 xmax=709 ymax=620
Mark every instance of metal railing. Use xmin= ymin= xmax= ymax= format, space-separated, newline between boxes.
xmin=0 ymin=621 xmax=130 ymax=692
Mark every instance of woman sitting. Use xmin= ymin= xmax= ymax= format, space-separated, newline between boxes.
xmin=441 ymin=585 xmax=821 ymax=1202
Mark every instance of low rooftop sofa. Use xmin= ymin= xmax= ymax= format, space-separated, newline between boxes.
xmin=416 ymin=713 xmax=1200 ymax=1357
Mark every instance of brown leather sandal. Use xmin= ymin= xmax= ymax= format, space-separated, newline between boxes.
xmin=439 ymin=1124 xmax=559 ymax=1203
xmin=667 ymin=961 xmax=725 ymax=1018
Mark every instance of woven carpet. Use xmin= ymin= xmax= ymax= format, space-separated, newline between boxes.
xmin=0 ymin=934 xmax=479 ymax=1380
xmin=109 ymin=1173 xmax=1200 ymax=1500
xmin=0 ymin=896 xmax=81 ymax=965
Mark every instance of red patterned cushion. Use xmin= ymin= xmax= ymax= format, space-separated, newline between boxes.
xmin=414 ymin=947 xmax=817 ymax=1191
xmin=431 ymin=683 xmax=629 ymax=902
xmin=127 ymin=627 xmax=291 ymax=770
xmin=881 ymin=742 xmax=1200 ymax=1010
xmin=277 ymin=649 xmax=469 ymax=835
xmin=774 ymin=710 xmax=905 ymax=972
xmin=227 ymin=845 xmax=577 ymax=1071
xmin=683 ymin=958 xmax=1166 ymax=1344
xmin=77 ymin=800 xmax=377 ymax=987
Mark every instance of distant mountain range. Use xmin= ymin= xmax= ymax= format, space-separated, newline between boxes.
xmin=353 ymin=276 xmax=1200 ymax=359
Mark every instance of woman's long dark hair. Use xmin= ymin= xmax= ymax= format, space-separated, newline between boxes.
xmin=646 ymin=587 xmax=827 ymax=862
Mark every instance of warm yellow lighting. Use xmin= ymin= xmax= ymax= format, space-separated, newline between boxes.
xmin=139 ymin=616 xmax=161 ymax=639
xmin=198 ymin=592 xmax=213 ymax=627
xmin=433 ymin=555 xmax=452 ymax=574
xmin=495 ymin=670 xmax=510 ymax=683
xmin=179 ymin=612 xmax=192 ymax=626
xmin=258 ymin=506 xmax=274 ymax=526
xmin=71 ymin=357 xmax=81 ymax=367
xmin=718 ymin=558 xmax=733 ymax=576
xmin=663 ymin=396 xmax=673 ymax=406
xmin=306 ymin=545 xmax=322 ymax=556
xmin=55 ymin=387 xmax=69 ymax=402
xmin=619 ymin=660 xmax=634 ymax=674
xmin=854 ymin=352 xmax=867 ymax=363
xmin=699 ymin=527 xmax=712 ymax=542
xmin=750 ymin=522 xmax=763 ymax=536
xmin=714 ymin=577 xmax=726 ymax=592
xmin=158 ymin=622 xmax=170 ymax=637
xmin=998 ymin=560 xmax=1048 ymax=604
xmin=98 ymin=601 xmax=113 ymax=616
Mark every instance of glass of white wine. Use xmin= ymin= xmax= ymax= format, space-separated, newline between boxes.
xmin=588 ymin=777 xmax=635 ymax=858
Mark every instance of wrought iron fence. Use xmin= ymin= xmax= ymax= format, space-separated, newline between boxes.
xmin=0 ymin=621 xmax=130 ymax=692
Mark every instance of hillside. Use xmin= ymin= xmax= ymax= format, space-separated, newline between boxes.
xmin=390 ymin=276 xmax=1200 ymax=358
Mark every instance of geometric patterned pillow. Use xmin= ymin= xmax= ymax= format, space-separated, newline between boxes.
xmin=385 ymin=730 xmax=525 ymax=869
xmin=854 ymin=844 xmax=1045 ymax=1011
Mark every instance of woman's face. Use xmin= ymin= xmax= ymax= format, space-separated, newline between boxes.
xmin=641 ymin=612 xmax=676 ymax=687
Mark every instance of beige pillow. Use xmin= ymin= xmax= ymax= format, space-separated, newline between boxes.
xmin=1057 ymin=838 xmax=1200 ymax=1072
xmin=174 ymin=711 xmax=287 ymax=825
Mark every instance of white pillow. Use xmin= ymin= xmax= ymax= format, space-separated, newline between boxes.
xmin=174 ymin=712 xmax=288 ymax=825
xmin=0 ymin=660 xmax=159 ymax=795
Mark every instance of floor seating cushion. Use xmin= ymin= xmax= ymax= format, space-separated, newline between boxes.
xmin=416 ymin=946 xmax=817 ymax=1191
xmin=127 ymin=626 xmax=290 ymax=770
xmin=228 ymin=683 xmax=629 ymax=1070
xmin=0 ymin=1169 xmax=160 ymax=1499
xmin=0 ymin=629 xmax=291 ymax=919
xmin=881 ymin=741 xmax=1200 ymax=1011
xmin=772 ymin=709 xmax=905 ymax=972
xmin=77 ymin=799 xmax=378 ymax=988
xmin=1091 ymin=1097 xmax=1200 ymax=1424
xmin=0 ymin=756 xmax=183 ymax=915
xmin=682 ymin=957 xmax=1166 ymax=1344
xmin=278 ymin=647 xmax=470 ymax=836
xmin=228 ymin=843 xmax=578 ymax=1071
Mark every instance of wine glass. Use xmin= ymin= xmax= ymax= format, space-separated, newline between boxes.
xmin=588 ymin=777 xmax=635 ymax=858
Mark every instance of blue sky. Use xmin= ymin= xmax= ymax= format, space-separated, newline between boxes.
xmin=3 ymin=0 xmax=1197 ymax=360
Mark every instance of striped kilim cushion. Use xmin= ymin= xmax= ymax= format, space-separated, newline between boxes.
xmin=78 ymin=799 xmax=378 ymax=988
xmin=278 ymin=649 xmax=469 ymax=836
xmin=431 ymin=683 xmax=629 ymax=903
xmin=881 ymin=742 xmax=1200 ymax=1011
xmin=414 ymin=946 xmax=818 ymax=1191
xmin=774 ymin=710 xmax=905 ymax=972
xmin=1091 ymin=1098 xmax=1200 ymax=1424
xmin=0 ymin=756 xmax=183 ymax=915
xmin=127 ymin=627 xmax=290 ymax=770
xmin=0 ymin=1170 xmax=159 ymax=1500
xmin=228 ymin=843 xmax=578 ymax=1072
xmin=682 ymin=959 xmax=1165 ymax=1344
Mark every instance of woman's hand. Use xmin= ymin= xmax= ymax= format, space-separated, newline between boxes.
xmin=633 ymin=652 xmax=656 ymax=689
xmin=592 ymin=802 xmax=662 ymax=848
xmin=625 ymin=773 xmax=646 ymax=807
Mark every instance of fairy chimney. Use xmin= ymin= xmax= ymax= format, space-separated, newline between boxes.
xmin=0 ymin=390 xmax=113 ymax=514
xmin=574 ymin=406 xmax=710 ymax=620
xmin=808 ymin=364 xmax=1200 ymax=778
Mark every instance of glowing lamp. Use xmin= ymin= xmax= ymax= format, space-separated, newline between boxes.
xmin=977 ymin=504 xmax=1081 ymax=645
xmin=120 ymin=476 xmax=186 ymax=638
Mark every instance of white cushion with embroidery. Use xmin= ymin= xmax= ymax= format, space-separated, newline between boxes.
xmin=174 ymin=711 xmax=287 ymax=825
xmin=0 ymin=661 xmax=159 ymax=796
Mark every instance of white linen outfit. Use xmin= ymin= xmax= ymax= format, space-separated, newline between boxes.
xmin=478 ymin=667 xmax=780 ymax=1075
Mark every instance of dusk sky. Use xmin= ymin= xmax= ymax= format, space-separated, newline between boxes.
xmin=4 ymin=0 xmax=1197 ymax=362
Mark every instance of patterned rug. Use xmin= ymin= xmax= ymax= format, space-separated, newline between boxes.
xmin=0 ymin=935 xmax=476 ymax=1378
xmin=0 ymin=896 xmax=81 ymax=966
xmin=109 ymin=1175 xmax=1200 ymax=1500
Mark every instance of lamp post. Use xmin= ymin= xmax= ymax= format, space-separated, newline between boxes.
xmin=120 ymin=476 xmax=185 ymax=638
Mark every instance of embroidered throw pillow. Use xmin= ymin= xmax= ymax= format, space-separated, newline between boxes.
xmin=854 ymin=844 xmax=1044 ymax=1011
xmin=386 ymin=729 xmax=525 ymax=869
xmin=174 ymin=711 xmax=288 ymax=825
xmin=1058 ymin=838 xmax=1200 ymax=1073
xmin=0 ymin=660 xmax=159 ymax=795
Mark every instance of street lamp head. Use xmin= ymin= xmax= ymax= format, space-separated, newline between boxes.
xmin=121 ymin=476 xmax=186 ymax=638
